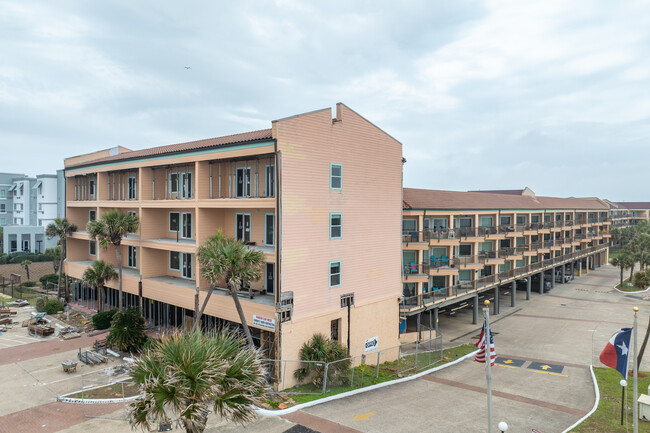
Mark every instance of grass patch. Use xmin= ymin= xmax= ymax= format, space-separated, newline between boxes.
xmin=615 ymin=278 xmax=647 ymax=292
xmin=284 ymin=344 xmax=476 ymax=405
xmin=573 ymin=367 xmax=650 ymax=432
xmin=70 ymin=382 xmax=139 ymax=400
xmin=0 ymin=287 xmax=46 ymax=306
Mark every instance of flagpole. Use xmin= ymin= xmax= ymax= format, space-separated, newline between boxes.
xmin=485 ymin=299 xmax=493 ymax=433
xmin=633 ymin=306 xmax=639 ymax=433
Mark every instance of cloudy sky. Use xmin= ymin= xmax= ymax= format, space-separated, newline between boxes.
xmin=1 ymin=0 xmax=649 ymax=200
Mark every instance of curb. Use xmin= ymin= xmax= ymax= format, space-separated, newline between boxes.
xmin=57 ymin=395 xmax=140 ymax=404
xmin=613 ymin=284 xmax=650 ymax=294
xmin=256 ymin=349 xmax=479 ymax=416
xmin=561 ymin=365 xmax=599 ymax=432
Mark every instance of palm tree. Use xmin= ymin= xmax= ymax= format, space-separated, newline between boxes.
xmin=612 ymin=250 xmax=635 ymax=287
xmin=88 ymin=209 xmax=139 ymax=310
xmin=129 ymin=328 xmax=266 ymax=433
xmin=45 ymin=246 xmax=61 ymax=274
xmin=196 ymin=230 xmax=264 ymax=347
xmin=21 ymin=260 xmax=32 ymax=281
xmin=45 ymin=217 xmax=77 ymax=300
xmin=82 ymin=260 xmax=118 ymax=313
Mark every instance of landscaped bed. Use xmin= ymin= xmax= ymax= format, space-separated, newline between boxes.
xmin=70 ymin=381 xmax=140 ymax=400
xmin=573 ymin=367 xmax=650 ymax=432
xmin=615 ymin=278 xmax=649 ymax=292
xmin=270 ymin=344 xmax=476 ymax=406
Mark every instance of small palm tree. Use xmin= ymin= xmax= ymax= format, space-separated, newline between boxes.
xmin=45 ymin=246 xmax=61 ymax=274
xmin=129 ymin=328 xmax=266 ymax=433
xmin=45 ymin=217 xmax=77 ymax=300
xmin=107 ymin=307 xmax=147 ymax=352
xmin=82 ymin=260 xmax=118 ymax=313
xmin=21 ymin=260 xmax=32 ymax=281
xmin=294 ymin=333 xmax=350 ymax=389
xmin=196 ymin=230 xmax=264 ymax=346
xmin=88 ymin=210 xmax=139 ymax=310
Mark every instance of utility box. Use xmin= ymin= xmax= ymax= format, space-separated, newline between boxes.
xmin=638 ymin=394 xmax=650 ymax=421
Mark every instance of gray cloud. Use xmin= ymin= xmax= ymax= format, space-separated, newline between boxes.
xmin=0 ymin=0 xmax=648 ymax=200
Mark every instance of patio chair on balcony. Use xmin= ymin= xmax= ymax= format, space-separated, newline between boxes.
xmin=440 ymin=255 xmax=449 ymax=266
xmin=410 ymin=232 xmax=418 ymax=242
xmin=430 ymin=255 xmax=438 ymax=268
xmin=410 ymin=262 xmax=418 ymax=273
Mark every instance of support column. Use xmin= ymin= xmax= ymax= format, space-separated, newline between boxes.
xmin=570 ymin=261 xmax=574 ymax=280
xmin=417 ymin=312 xmax=422 ymax=342
xmin=551 ymin=267 xmax=556 ymax=289
xmin=433 ymin=308 xmax=439 ymax=336
xmin=511 ymin=281 xmax=516 ymax=307
xmin=561 ymin=265 xmax=566 ymax=284
xmin=526 ymin=277 xmax=531 ymax=300
xmin=539 ymin=272 xmax=544 ymax=295
xmin=473 ymin=295 xmax=479 ymax=325
xmin=493 ymin=287 xmax=499 ymax=315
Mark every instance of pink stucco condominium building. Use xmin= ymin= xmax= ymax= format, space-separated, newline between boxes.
xmin=63 ymin=103 xmax=404 ymax=387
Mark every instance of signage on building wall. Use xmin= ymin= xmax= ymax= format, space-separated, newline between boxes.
xmin=364 ymin=336 xmax=379 ymax=353
xmin=252 ymin=315 xmax=275 ymax=331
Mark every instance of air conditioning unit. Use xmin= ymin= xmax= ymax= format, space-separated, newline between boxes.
xmin=638 ymin=394 xmax=650 ymax=421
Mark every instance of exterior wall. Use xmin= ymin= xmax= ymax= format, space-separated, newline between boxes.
xmin=36 ymin=175 xmax=59 ymax=227
xmin=275 ymin=103 xmax=403 ymax=360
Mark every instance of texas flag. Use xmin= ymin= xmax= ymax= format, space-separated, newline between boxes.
xmin=599 ymin=328 xmax=632 ymax=378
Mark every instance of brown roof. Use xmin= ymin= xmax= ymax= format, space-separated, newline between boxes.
xmin=614 ymin=202 xmax=650 ymax=210
xmin=403 ymin=188 xmax=609 ymax=211
xmin=67 ymin=129 xmax=273 ymax=168
xmin=469 ymin=189 xmax=525 ymax=195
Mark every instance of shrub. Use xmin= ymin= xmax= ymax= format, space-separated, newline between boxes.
xmin=20 ymin=281 xmax=38 ymax=288
xmin=107 ymin=308 xmax=147 ymax=352
xmin=40 ymin=274 xmax=60 ymax=287
xmin=633 ymin=269 xmax=650 ymax=289
xmin=92 ymin=310 xmax=118 ymax=330
xmin=8 ymin=252 xmax=51 ymax=264
xmin=294 ymin=333 xmax=351 ymax=388
xmin=35 ymin=297 xmax=64 ymax=315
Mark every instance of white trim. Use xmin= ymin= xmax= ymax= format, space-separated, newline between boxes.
xmin=256 ymin=349 xmax=479 ymax=416
xmin=329 ymin=163 xmax=342 ymax=190
xmin=560 ymin=365 xmax=599 ymax=433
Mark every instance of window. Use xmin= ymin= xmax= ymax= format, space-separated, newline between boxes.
xmin=330 ymin=163 xmax=342 ymax=190
xmin=566 ymin=214 xmax=571 ymax=221
xmin=0 ymin=203 xmax=5 ymax=213
xmin=0 ymin=217 xmax=5 ymax=225
xmin=515 ymin=259 xmax=525 ymax=268
xmin=14 ymin=203 xmax=22 ymax=211
xmin=331 ymin=319 xmax=340 ymax=342
xmin=479 ymin=241 xmax=492 ymax=252
xmin=236 ymin=213 xmax=251 ymax=242
xmin=127 ymin=210 xmax=137 ymax=233
xmin=169 ymin=251 xmax=180 ymax=271
xmin=432 ymin=218 xmax=448 ymax=230
xmin=89 ymin=179 xmax=95 ymax=197
xmin=265 ymin=213 xmax=274 ymax=246
xmin=459 ymin=270 xmax=472 ymax=281
xmin=89 ymin=210 xmax=97 ymax=222
xmin=14 ymin=218 xmax=22 ymax=225
xmin=330 ymin=213 xmax=342 ymax=239
xmin=265 ymin=164 xmax=275 ymax=197
xmin=458 ymin=244 xmax=472 ymax=256
xmin=531 ymin=215 xmax=540 ymax=223
xmin=235 ymin=167 xmax=251 ymax=198
xmin=402 ymin=219 xmax=417 ymax=233
xmin=479 ymin=216 xmax=493 ymax=227
xmin=0 ymin=189 xmax=5 ymax=198
xmin=127 ymin=246 xmax=137 ymax=268
xmin=499 ymin=216 xmax=511 ymax=225
xmin=169 ymin=212 xmax=180 ymax=232
xmin=89 ymin=241 xmax=97 ymax=256
xmin=329 ymin=261 xmax=341 ymax=287
xmin=22 ymin=240 xmax=29 ymax=251
xmin=516 ymin=215 xmax=526 ymax=225
xmin=38 ymin=219 xmax=42 ymax=226
xmin=170 ymin=173 xmax=179 ymax=194
xmin=38 ymin=203 xmax=43 ymax=212
xmin=128 ymin=176 xmax=137 ymax=200
xmin=340 ymin=293 xmax=354 ymax=307
xmin=169 ymin=211 xmax=192 ymax=238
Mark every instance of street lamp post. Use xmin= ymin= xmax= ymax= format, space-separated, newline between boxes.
xmin=498 ymin=421 xmax=508 ymax=432
xmin=621 ymin=379 xmax=627 ymax=425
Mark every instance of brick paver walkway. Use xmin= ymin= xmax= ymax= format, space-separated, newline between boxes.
xmin=0 ymin=401 xmax=123 ymax=433
xmin=0 ymin=331 xmax=108 ymax=366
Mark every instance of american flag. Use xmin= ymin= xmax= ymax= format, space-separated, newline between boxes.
xmin=474 ymin=318 xmax=496 ymax=365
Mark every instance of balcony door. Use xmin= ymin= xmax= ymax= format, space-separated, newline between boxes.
xmin=181 ymin=253 xmax=193 ymax=279
xmin=181 ymin=213 xmax=192 ymax=239
xmin=236 ymin=213 xmax=251 ymax=243
xmin=180 ymin=172 xmax=192 ymax=199
xmin=236 ymin=167 xmax=251 ymax=198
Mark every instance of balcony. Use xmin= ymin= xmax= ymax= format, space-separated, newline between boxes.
xmin=402 ymin=263 xmax=429 ymax=280
xmin=455 ymin=255 xmax=483 ymax=269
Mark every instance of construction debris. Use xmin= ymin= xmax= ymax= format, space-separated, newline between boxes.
xmin=78 ymin=347 xmax=109 ymax=365
xmin=8 ymin=300 xmax=29 ymax=307
xmin=0 ymin=308 xmax=17 ymax=315
xmin=0 ymin=317 xmax=13 ymax=326
xmin=26 ymin=315 xmax=55 ymax=337
xmin=62 ymin=360 xmax=78 ymax=374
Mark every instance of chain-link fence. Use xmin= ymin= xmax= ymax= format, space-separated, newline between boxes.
xmin=268 ymin=334 xmax=444 ymax=395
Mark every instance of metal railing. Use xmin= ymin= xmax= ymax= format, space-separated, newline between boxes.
xmin=402 ymin=263 xmax=430 ymax=277
xmin=266 ymin=335 xmax=443 ymax=394
xmin=400 ymin=244 xmax=609 ymax=311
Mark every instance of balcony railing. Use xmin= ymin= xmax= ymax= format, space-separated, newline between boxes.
xmin=400 ymin=244 xmax=609 ymax=311
xmin=402 ymin=263 xmax=429 ymax=277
